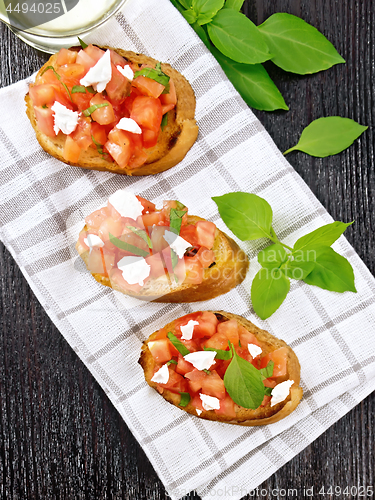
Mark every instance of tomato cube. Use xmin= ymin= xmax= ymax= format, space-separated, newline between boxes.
xmin=260 ymin=347 xmax=288 ymax=378
xmin=193 ymin=311 xmax=218 ymax=338
xmin=159 ymin=78 xmax=177 ymax=106
xmin=91 ymin=122 xmax=108 ymax=145
xmin=196 ymin=221 xmax=216 ymax=249
xmin=130 ymin=96 xmax=162 ymax=132
xmin=148 ymin=339 xmax=172 ymax=363
xmin=203 ymin=332 xmax=229 ymax=351
xmin=142 ymin=128 xmax=159 ymax=149
xmin=185 ymin=369 xmax=206 ymax=393
xmin=214 ymin=393 xmax=236 ymax=418
xmin=107 ymin=63 xmax=131 ymax=102
xmin=238 ymin=325 xmax=261 ymax=349
xmin=90 ymin=94 xmax=115 ymax=125
xmin=56 ymin=48 xmax=77 ymax=66
xmin=217 ymin=319 xmax=239 ymax=346
xmin=34 ymin=106 xmax=56 ymax=137
xmin=201 ymin=370 xmax=225 ymax=399
xmin=71 ymin=116 xmax=93 ymax=150
xmin=29 ymin=84 xmax=56 ymax=107
xmin=63 ymin=135 xmax=81 ymax=162
xmin=176 ymin=354 xmax=195 ymax=376
xmin=183 ymin=255 xmax=204 ymax=285
xmin=84 ymin=44 xmax=105 ymax=63
xmin=133 ymin=75 xmax=165 ymax=99
xmin=196 ymin=247 xmax=215 ymax=269
xmin=180 ymin=225 xmax=199 ymax=246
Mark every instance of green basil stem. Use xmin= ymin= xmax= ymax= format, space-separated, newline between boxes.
xmin=267 ymin=228 xmax=293 ymax=252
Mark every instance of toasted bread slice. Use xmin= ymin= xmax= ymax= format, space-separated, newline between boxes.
xmin=140 ymin=311 xmax=303 ymax=425
xmin=77 ymin=216 xmax=249 ymax=302
xmin=25 ymin=46 xmax=198 ymax=176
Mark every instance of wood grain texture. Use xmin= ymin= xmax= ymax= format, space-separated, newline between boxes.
xmin=0 ymin=1 xmax=374 ymax=498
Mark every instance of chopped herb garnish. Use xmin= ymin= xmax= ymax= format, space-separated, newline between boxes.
xmin=167 ymin=359 xmax=178 ymax=366
xmin=82 ymin=103 xmax=109 ymax=117
xmin=108 ymin=232 xmax=149 ymax=257
xmin=91 ymin=135 xmax=104 ymax=155
xmin=179 ymin=392 xmax=191 ymax=407
xmin=78 ymin=36 xmax=88 ymax=49
xmin=42 ymin=104 xmax=47 ymax=109
xmin=72 ymin=84 xmax=95 ymax=94
xmin=126 ymin=225 xmax=152 ymax=249
xmin=161 ymin=113 xmax=168 ymax=130
xmin=259 ymin=361 xmax=274 ymax=379
xmin=264 ymin=387 xmax=273 ymax=397
xmin=40 ymin=65 xmax=72 ymax=101
xmin=167 ymin=332 xmax=190 ymax=356
xmin=203 ymin=369 xmax=211 ymax=375
xmin=169 ymin=208 xmax=186 ymax=236
xmin=203 ymin=346 xmax=233 ymax=360
xmin=134 ymin=62 xmax=170 ymax=92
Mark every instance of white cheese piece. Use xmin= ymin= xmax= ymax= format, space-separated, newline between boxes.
xmin=83 ymin=233 xmax=104 ymax=253
xmin=108 ymin=190 xmax=144 ymax=220
xmin=163 ymin=230 xmax=192 ymax=258
xmin=117 ymin=256 xmax=151 ymax=286
xmin=248 ymin=343 xmax=262 ymax=358
xmin=151 ymin=364 xmax=169 ymax=384
xmin=180 ymin=320 xmax=199 ymax=340
xmin=117 ymin=64 xmax=134 ymax=81
xmin=80 ymin=49 xmax=112 ymax=93
xmin=200 ymin=393 xmax=220 ymax=411
xmin=51 ymin=101 xmax=80 ymax=135
xmin=117 ymin=117 xmax=142 ymax=134
xmin=183 ymin=351 xmax=216 ymax=371
xmin=270 ymin=380 xmax=294 ymax=407
xmin=196 ymin=409 xmax=202 ymax=415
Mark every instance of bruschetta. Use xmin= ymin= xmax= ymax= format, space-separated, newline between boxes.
xmin=25 ymin=44 xmax=198 ymax=175
xmin=75 ymin=191 xmax=249 ymax=302
xmin=139 ymin=311 xmax=303 ymax=425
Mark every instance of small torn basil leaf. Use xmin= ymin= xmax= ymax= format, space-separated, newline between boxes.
xmin=259 ymin=361 xmax=274 ymax=379
xmin=108 ymin=232 xmax=149 ymax=257
xmin=169 ymin=208 xmax=186 ymax=236
xmin=167 ymin=332 xmax=190 ymax=356
xmin=167 ymin=359 xmax=178 ymax=365
xmin=126 ymin=225 xmax=153 ymax=249
xmin=179 ymin=392 xmax=191 ymax=406
xmin=203 ymin=346 xmax=233 ymax=360
xmin=83 ymin=103 xmax=109 ymax=117
xmin=133 ymin=65 xmax=170 ymax=90
xmin=161 ymin=113 xmax=168 ymax=130
xmin=264 ymin=387 xmax=273 ymax=397
xmin=78 ymin=36 xmax=88 ymax=49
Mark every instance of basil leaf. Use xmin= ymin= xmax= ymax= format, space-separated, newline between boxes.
xmin=258 ymin=13 xmax=345 ymax=74
xmin=223 ymin=344 xmax=265 ymax=409
xmin=258 ymin=243 xmax=288 ymax=269
xmin=161 ymin=113 xmax=168 ymax=130
xmin=251 ymin=268 xmax=290 ymax=320
xmin=133 ymin=66 xmax=170 ymax=89
xmin=72 ymin=85 xmax=87 ymax=94
xmin=259 ymin=360 xmax=274 ymax=379
xmin=224 ymin=0 xmax=244 ymax=10
xmin=302 ymin=246 xmax=357 ymax=293
xmin=40 ymin=66 xmax=72 ymax=101
xmin=282 ymin=259 xmax=315 ymax=281
xmin=126 ymin=225 xmax=153 ymax=249
xmin=179 ymin=392 xmax=191 ymax=406
xmin=179 ymin=0 xmax=192 ymax=8
xmin=293 ymin=221 xmax=353 ymax=252
xmin=108 ymin=232 xmax=149 ymax=257
xmin=182 ymin=9 xmax=197 ymax=23
xmin=203 ymin=346 xmax=233 ymax=360
xmin=167 ymin=359 xmax=178 ymax=365
xmin=77 ymin=36 xmax=88 ymax=49
xmin=264 ymin=387 xmax=273 ymax=397
xmin=82 ymin=103 xmax=109 ymax=117
xmin=169 ymin=208 xmax=186 ymax=236
xmin=167 ymin=332 xmax=191 ymax=356
xmin=212 ymin=192 xmax=273 ymax=241
xmin=207 ymin=10 xmax=271 ymax=64
xmin=284 ymin=117 xmax=367 ymax=157
xmin=192 ymin=0 xmax=224 ymax=24
xmin=211 ymin=47 xmax=288 ymax=111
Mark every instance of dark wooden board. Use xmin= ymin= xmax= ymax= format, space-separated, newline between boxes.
xmin=0 ymin=1 xmax=374 ymax=498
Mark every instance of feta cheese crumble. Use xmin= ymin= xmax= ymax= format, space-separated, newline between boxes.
xmin=83 ymin=233 xmax=104 ymax=253
xmin=200 ymin=394 xmax=220 ymax=411
xmin=248 ymin=343 xmax=262 ymax=358
xmin=151 ymin=364 xmax=169 ymax=384
xmin=183 ymin=351 xmax=216 ymax=371
xmin=80 ymin=49 xmax=112 ymax=93
xmin=117 ymin=64 xmax=134 ymax=80
xmin=196 ymin=409 xmax=202 ymax=415
xmin=163 ymin=231 xmax=191 ymax=258
xmin=117 ymin=256 xmax=150 ymax=286
xmin=51 ymin=101 xmax=80 ymax=135
xmin=270 ymin=380 xmax=294 ymax=407
xmin=180 ymin=320 xmax=199 ymax=340
xmin=117 ymin=117 xmax=142 ymax=134
xmin=108 ymin=190 xmax=144 ymax=220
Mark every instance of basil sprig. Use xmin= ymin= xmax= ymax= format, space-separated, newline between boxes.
xmin=203 ymin=346 xmax=232 ymax=360
xmin=223 ymin=343 xmax=266 ymax=409
xmin=82 ymin=103 xmax=109 ymax=117
xmin=213 ymin=192 xmax=356 ymax=319
xmin=134 ymin=63 xmax=170 ymax=92
xmin=108 ymin=232 xmax=149 ymax=257
xmin=179 ymin=392 xmax=191 ymax=406
xmin=40 ymin=65 xmax=72 ymax=101
xmin=167 ymin=332 xmax=190 ymax=356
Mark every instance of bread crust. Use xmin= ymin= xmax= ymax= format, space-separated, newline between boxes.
xmin=139 ymin=311 xmax=303 ymax=425
xmin=77 ymin=215 xmax=249 ymax=303
xmin=25 ymin=46 xmax=198 ymax=176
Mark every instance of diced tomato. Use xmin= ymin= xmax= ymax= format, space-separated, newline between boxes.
xmin=87 ymin=248 xmax=105 ymax=274
xmin=63 ymin=136 xmax=81 ymax=162
xmin=85 ymin=207 xmax=109 ymax=230
xmin=150 ymin=226 xmax=169 ymax=254
xmin=153 ymin=327 xmax=168 ymax=341
xmin=180 ymin=225 xmax=199 ymax=246
xmin=176 ymin=354 xmax=195 ymax=376
xmin=39 ymin=68 xmax=60 ymax=86
xmin=217 ymin=319 xmax=239 ymax=346
xmin=130 ymin=96 xmax=162 ymax=132
xmin=58 ymin=63 xmax=85 ymax=80
xmin=214 ymin=393 xmax=236 ymax=418
xmin=56 ymin=48 xmax=77 ymax=66
xmin=71 ymin=116 xmax=92 ymax=150
xmin=159 ymin=78 xmax=177 ymax=106
xmin=84 ymin=44 xmax=105 ymax=63
xmin=91 ymin=122 xmax=107 ymax=145
xmin=260 ymin=347 xmax=288 ymax=378
xmin=238 ymin=325 xmax=261 ymax=349
xmin=185 ymin=369 xmax=206 ymax=392
xmin=133 ymin=75 xmax=165 ymax=98
xmin=192 ymin=311 xmax=218 ymax=338
xmin=184 ymin=255 xmax=204 ymax=284
xmin=34 ymin=106 xmax=55 ymax=137
xmin=203 ymin=331 xmax=229 ymax=351
xmin=136 ymin=196 xmax=156 ymax=214
xmin=148 ymin=339 xmax=172 ymax=363
xmin=29 ymin=84 xmax=56 ymax=107
xmin=180 ymin=338 xmax=200 ymax=353
xmin=109 ymin=49 xmax=128 ymax=68
xmin=263 ymin=378 xmax=277 ymax=388
xmin=201 ymin=370 xmax=225 ymax=399
xmin=215 ymin=359 xmax=231 ymax=379
xmin=98 ymin=216 xmax=123 ymax=247
xmin=161 ymin=103 xmax=175 ymax=115
xmin=196 ymin=221 xmax=216 ymax=249
xmin=145 ymin=253 xmax=165 ymax=279
xmin=142 ymin=128 xmax=159 ymax=149
xmin=90 ymin=93 xmax=116 ymax=125
xmin=261 ymin=395 xmax=272 ymax=407
xmin=158 ymin=367 xmax=187 ymax=393
xmin=106 ymin=63 xmax=131 ymax=102
xmin=196 ymin=247 xmax=215 ymax=268
xmin=71 ymin=89 xmax=92 ymax=111
xmin=190 ymin=393 xmax=204 ymax=411
xmin=76 ymin=49 xmax=96 ymax=72
xmin=105 ymin=128 xmax=136 ymax=168
xmin=142 ymin=211 xmax=164 ymax=228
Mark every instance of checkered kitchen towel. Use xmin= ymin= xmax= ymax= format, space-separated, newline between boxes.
xmin=1 ymin=0 xmax=375 ymax=498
